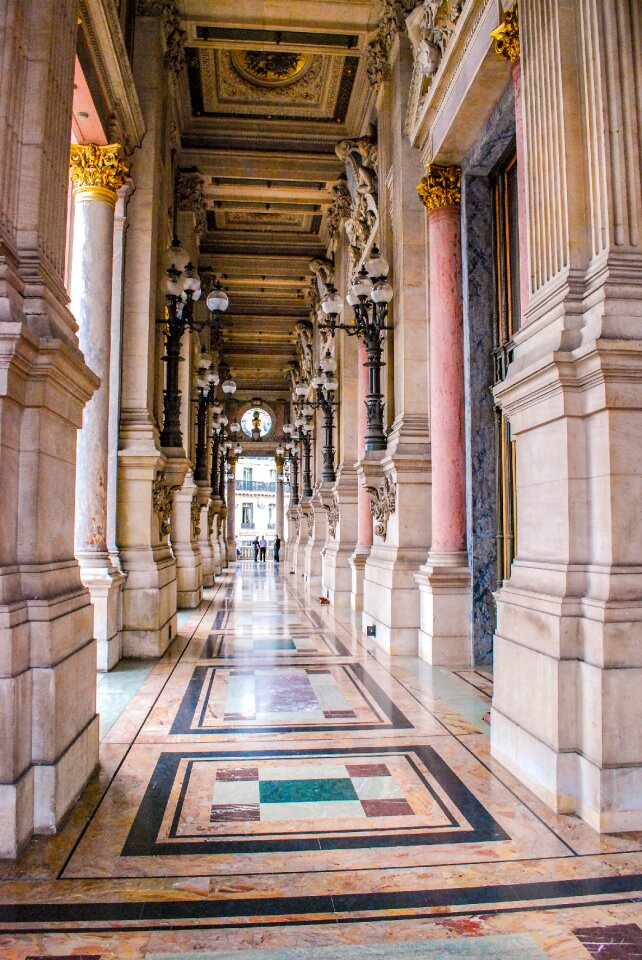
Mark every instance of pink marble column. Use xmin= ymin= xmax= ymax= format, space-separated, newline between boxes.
xmin=428 ymin=205 xmax=466 ymax=554
xmin=357 ymin=339 xmax=374 ymax=547
xmin=511 ymin=60 xmax=530 ymax=321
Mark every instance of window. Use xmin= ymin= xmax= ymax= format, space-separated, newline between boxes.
xmin=492 ymin=152 xmax=520 ymax=582
xmin=243 ymin=467 xmax=253 ymax=484
xmin=268 ymin=503 xmax=276 ymax=529
xmin=241 ymin=502 xmax=254 ymax=528
xmin=270 ymin=469 xmax=276 ymax=483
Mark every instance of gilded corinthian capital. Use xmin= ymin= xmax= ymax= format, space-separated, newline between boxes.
xmin=417 ymin=164 xmax=461 ymax=210
xmin=69 ymin=143 xmax=129 ymax=205
xmin=491 ymin=1 xmax=520 ymax=62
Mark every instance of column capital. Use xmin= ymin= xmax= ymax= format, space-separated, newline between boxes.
xmin=490 ymin=1 xmax=520 ymax=62
xmin=417 ymin=164 xmax=461 ymax=211
xmin=69 ymin=143 xmax=130 ymax=206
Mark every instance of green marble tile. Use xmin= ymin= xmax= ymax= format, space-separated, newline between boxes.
xmin=260 ymin=776 xmax=358 ymax=804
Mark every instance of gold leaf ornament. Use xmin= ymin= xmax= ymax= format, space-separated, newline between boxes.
xmin=69 ymin=143 xmax=129 ymax=205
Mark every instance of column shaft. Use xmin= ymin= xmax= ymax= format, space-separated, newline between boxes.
xmin=428 ymin=206 xmax=466 ymax=554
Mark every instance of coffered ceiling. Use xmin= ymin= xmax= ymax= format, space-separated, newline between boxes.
xmin=176 ymin=0 xmax=378 ymax=399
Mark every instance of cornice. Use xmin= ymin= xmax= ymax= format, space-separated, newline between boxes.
xmin=78 ymin=0 xmax=146 ymax=152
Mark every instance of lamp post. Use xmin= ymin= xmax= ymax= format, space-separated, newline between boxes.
xmin=159 ymin=252 xmax=229 ymax=449
xmin=320 ymin=247 xmax=393 ymax=452
xmin=300 ymin=351 xmax=339 ymax=483
xmin=285 ymin=399 xmax=313 ymax=499
xmin=283 ymin=426 xmax=300 ymax=506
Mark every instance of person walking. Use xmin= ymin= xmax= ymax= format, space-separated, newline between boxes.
xmin=253 ymin=536 xmax=259 ymax=562
xmin=259 ymin=534 xmax=267 ymax=562
xmin=273 ymin=534 xmax=281 ymax=563
xmin=235 ymin=536 xmax=241 ymax=561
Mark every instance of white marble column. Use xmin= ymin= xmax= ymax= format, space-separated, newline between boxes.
xmin=70 ymin=145 xmax=129 ymax=673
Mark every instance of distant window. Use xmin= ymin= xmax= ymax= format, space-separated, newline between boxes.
xmin=241 ymin=502 xmax=253 ymax=526
xmin=243 ymin=467 xmax=253 ymax=483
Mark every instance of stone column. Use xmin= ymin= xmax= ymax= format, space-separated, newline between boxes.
xmin=0 ymin=0 xmax=99 ymax=856
xmin=275 ymin=454 xmax=285 ymax=538
xmin=69 ymin=144 xmax=129 ymax=672
xmin=226 ymin=455 xmax=237 ymax=560
xmin=117 ymin=13 xmax=176 ymax=657
xmin=322 ymin=243 xmax=360 ymax=607
xmin=361 ymin=39 xmax=432 ymax=653
xmin=350 ymin=339 xmax=374 ymax=610
xmin=415 ymin=166 xmax=471 ymax=664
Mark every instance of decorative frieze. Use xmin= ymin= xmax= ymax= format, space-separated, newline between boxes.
xmin=152 ymin=475 xmax=174 ymax=538
xmin=324 ymin=496 xmax=340 ymax=538
xmin=69 ymin=143 xmax=129 ymax=205
xmin=366 ymin=476 xmax=397 ymax=540
xmin=491 ymin=1 xmax=519 ymax=62
xmin=417 ymin=163 xmax=461 ymax=210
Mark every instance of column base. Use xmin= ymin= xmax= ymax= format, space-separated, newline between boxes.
xmin=361 ymin=546 xmax=424 ymax=654
xmin=33 ymin=713 xmax=99 ymax=835
xmin=0 ymin=766 xmax=34 ymax=859
xmin=323 ymin=543 xmax=356 ymax=607
xmin=121 ymin=548 xmax=177 ymax=658
xmin=349 ymin=545 xmax=370 ymax=612
xmin=416 ymin=551 xmax=471 ymax=665
xmin=77 ymin=559 xmax=126 ymax=671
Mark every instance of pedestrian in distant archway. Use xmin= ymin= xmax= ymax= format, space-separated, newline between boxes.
xmin=259 ymin=534 xmax=267 ymax=562
xmin=273 ymin=534 xmax=281 ymax=563
xmin=253 ymin=536 xmax=259 ymax=562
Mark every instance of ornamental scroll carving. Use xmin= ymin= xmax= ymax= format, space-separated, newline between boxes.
xmin=405 ymin=0 xmax=467 ymax=136
xmin=306 ymin=509 xmax=315 ymax=536
xmin=324 ymin=496 xmax=340 ymax=538
xmin=294 ymin=320 xmax=314 ymax=383
xmin=177 ymin=171 xmax=207 ymax=243
xmin=335 ymin=136 xmax=379 ymax=272
xmin=190 ymin=499 xmax=201 ymax=539
xmin=152 ymin=476 xmax=174 ymax=538
xmin=491 ymin=1 xmax=519 ymax=62
xmin=417 ymin=164 xmax=461 ymax=210
xmin=366 ymin=476 xmax=396 ymax=541
xmin=326 ymin=182 xmax=352 ymax=243
xmin=69 ymin=143 xmax=129 ymax=199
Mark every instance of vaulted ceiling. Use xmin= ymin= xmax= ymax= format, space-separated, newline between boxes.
xmin=177 ymin=0 xmax=378 ymax=399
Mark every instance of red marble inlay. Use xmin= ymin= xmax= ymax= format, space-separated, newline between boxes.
xmin=345 ymin=763 xmax=391 ymax=778
xmin=573 ymin=923 xmax=642 ymax=959
xmin=216 ymin=767 xmax=259 ymax=781
xmin=210 ymin=804 xmax=261 ymax=822
xmin=361 ymin=798 xmax=414 ymax=817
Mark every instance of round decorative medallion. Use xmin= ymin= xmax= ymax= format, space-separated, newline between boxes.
xmin=232 ymin=50 xmax=310 ymax=87
xmin=240 ymin=407 xmax=273 ymax=439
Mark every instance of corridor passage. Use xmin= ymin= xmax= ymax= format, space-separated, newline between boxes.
xmin=0 ymin=564 xmax=641 ymax=959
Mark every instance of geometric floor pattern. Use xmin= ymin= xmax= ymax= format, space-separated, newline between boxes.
xmin=0 ymin=562 xmax=641 ymax=959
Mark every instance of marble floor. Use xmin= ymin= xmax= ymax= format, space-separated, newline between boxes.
xmin=1 ymin=562 xmax=641 ymax=959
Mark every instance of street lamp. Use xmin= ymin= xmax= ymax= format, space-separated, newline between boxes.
xmin=320 ymin=246 xmax=393 ymax=451
xmin=298 ymin=351 xmax=339 ymax=482
xmin=283 ymin=426 xmax=300 ymax=506
xmin=159 ymin=252 xmax=231 ymax=449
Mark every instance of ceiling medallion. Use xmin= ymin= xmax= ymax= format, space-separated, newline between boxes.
xmin=232 ymin=50 xmax=310 ymax=87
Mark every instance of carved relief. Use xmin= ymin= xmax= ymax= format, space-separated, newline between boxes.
xmin=324 ymin=496 xmax=340 ymax=538
xmin=405 ymin=0 xmax=467 ymax=136
xmin=306 ymin=509 xmax=315 ymax=536
xmin=191 ymin=499 xmax=201 ymax=539
xmin=366 ymin=0 xmax=423 ymax=88
xmin=176 ymin=171 xmax=207 ymax=242
xmin=326 ymin=181 xmax=352 ymax=242
xmin=152 ymin=476 xmax=174 ymax=538
xmin=162 ymin=2 xmax=186 ymax=76
xmin=294 ymin=320 xmax=314 ymax=383
xmin=335 ymin=137 xmax=380 ymax=271
xmin=366 ymin=476 xmax=397 ymax=540
xmin=207 ymin=501 xmax=216 ymax=536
